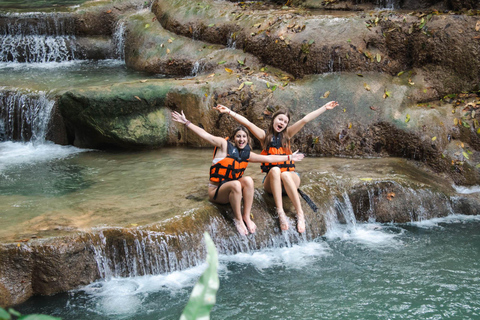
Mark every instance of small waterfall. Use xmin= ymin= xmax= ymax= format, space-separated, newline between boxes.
xmin=0 ymin=90 xmax=55 ymax=142
xmin=111 ymin=20 xmax=126 ymax=60
xmin=227 ymin=32 xmax=236 ymax=49
xmin=0 ymin=13 xmax=78 ymax=63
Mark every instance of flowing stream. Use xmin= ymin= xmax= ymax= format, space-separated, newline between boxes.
xmin=16 ymin=216 xmax=480 ymax=319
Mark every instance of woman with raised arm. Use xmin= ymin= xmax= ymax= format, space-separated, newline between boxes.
xmin=171 ymin=110 xmax=305 ymax=236
xmin=214 ymin=101 xmax=339 ymax=233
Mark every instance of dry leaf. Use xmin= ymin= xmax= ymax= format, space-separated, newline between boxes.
xmin=140 ymin=80 xmax=148 ymax=83
xmin=106 ymin=9 xmax=112 ymax=13
xmin=322 ymin=91 xmax=330 ymax=98
xmin=167 ymin=39 xmax=173 ymax=43
xmin=370 ymin=106 xmax=377 ymax=110
xmin=387 ymin=192 xmax=395 ymax=201
xmin=238 ymin=82 xmax=245 ymax=90
xmin=360 ymin=178 xmax=373 ymax=181
xmin=476 ymin=21 xmax=480 ymax=32
xmin=134 ymin=96 xmax=142 ymax=101
xmin=348 ymin=123 xmax=352 ymax=129
xmin=364 ymin=83 xmax=371 ymax=91
xmin=166 ymin=48 xmax=170 ymax=54
xmin=225 ymin=68 xmax=233 ymax=73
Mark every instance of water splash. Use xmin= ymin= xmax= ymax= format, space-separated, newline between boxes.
xmin=111 ymin=20 xmax=126 ymax=60
xmin=0 ymin=13 xmax=78 ymax=63
xmin=0 ymin=90 xmax=55 ymax=142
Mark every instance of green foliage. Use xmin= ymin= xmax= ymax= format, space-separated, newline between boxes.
xmin=0 ymin=308 xmax=61 ymax=320
xmin=180 ymin=232 xmax=219 ymax=320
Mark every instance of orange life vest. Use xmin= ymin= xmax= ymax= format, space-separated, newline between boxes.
xmin=260 ymin=133 xmax=295 ymax=173
xmin=210 ymin=138 xmax=250 ymax=198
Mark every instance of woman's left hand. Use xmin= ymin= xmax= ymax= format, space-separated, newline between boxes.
xmin=324 ymin=101 xmax=339 ymax=110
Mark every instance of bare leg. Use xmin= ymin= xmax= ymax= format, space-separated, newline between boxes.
xmin=208 ymin=181 xmax=248 ymax=235
xmin=239 ymin=176 xmax=257 ymax=233
xmin=280 ymin=171 xmax=305 ymax=233
xmin=264 ymin=167 xmax=289 ymax=231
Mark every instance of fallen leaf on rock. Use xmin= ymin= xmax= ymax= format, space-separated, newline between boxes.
xmin=166 ymin=48 xmax=170 ymax=54
xmin=387 ymin=192 xmax=395 ymax=200
xmin=134 ymin=96 xmax=142 ymax=101
xmin=463 ymin=151 xmax=470 ymax=159
xmin=322 ymin=91 xmax=330 ymax=98
xmin=370 ymin=106 xmax=377 ymax=110
xmin=225 ymin=67 xmax=233 ymax=73
xmin=432 ymin=136 xmax=437 ymax=141
xmin=238 ymin=82 xmax=245 ymax=90
xmin=360 ymin=178 xmax=373 ymax=181
xmin=405 ymin=114 xmax=411 ymax=123
xmin=476 ymin=21 xmax=480 ymax=31
xmin=364 ymin=83 xmax=371 ymax=91
xmin=140 ymin=80 xmax=147 ymax=83
xmin=106 ymin=9 xmax=112 ymax=13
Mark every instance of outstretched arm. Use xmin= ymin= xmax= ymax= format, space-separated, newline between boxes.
xmin=287 ymin=101 xmax=339 ymax=137
xmin=213 ymin=104 xmax=266 ymax=142
xmin=171 ymin=110 xmax=225 ymax=148
xmin=248 ymin=150 xmax=305 ymax=163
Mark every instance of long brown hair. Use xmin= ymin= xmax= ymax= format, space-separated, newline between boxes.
xmin=229 ymin=125 xmax=252 ymax=149
xmin=262 ymin=108 xmax=292 ymax=152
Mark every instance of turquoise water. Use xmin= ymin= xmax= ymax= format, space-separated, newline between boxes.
xmin=0 ymin=0 xmax=88 ymax=10
xmin=16 ymin=216 xmax=480 ymax=319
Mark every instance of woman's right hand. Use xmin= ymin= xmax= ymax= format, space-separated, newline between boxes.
xmin=213 ymin=104 xmax=230 ymax=114
xmin=291 ymin=150 xmax=305 ymax=162
xmin=171 ymin=110 xmax=188 ymax=124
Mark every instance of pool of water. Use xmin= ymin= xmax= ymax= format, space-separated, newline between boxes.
xmin=16 ymin=216 xmax=480 ymax=319
xmin=0 ymin=0 xmax=91 ymax=10
xmin=0 ymin=59 xmax=165 ymax=92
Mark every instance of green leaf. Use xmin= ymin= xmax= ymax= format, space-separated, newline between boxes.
xmin=237 ymin=59 xmax=244 ymax=65
xmin=397 ymin=71 xmax=404 ymax=76
xmin=7 ymin=309 xmax=21 ymax=317
xmin=463 ymin=122 xmax=471 ymax=128
xmin=360 ymin=178 xmax=373 ymax=181
xmin=476 ymin=164 xmax=480 ymax=168
xmin=180 ymin=233 xmax=219 ymax=320
xmin=271 ymin=85 xmax=278 ymax=92
xmin=244 ymin=81 xmax=253 ymax=86
xmin=144 ymin=23 xmax=150 ymax=28
xmin=405 ymin=114 xmax=411 ymax=123
xmin=218 ymin=61 xmax=226 ymax=64
xmin=0 ymin=308 xmax=11 ymax=320
xmin=18 ymin=315 xmax=62 ymax=320
xmin=308 ymin=39 xmax=315 ymax=45
xmin=462 ymin=152 xmax=470 ymax=160
xmin=208 ymin=23 xmax=215 ymax=27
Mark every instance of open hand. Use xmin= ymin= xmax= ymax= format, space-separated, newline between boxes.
xmin=213 ymin=104 xmax=230 ymax=114
xmin=171 ymin=110 xmax=188 ymax=124
xmin=325 ymin=101 xmax=339 ymax=110
xmin=292 ymin=150 xmax=305 ymax=162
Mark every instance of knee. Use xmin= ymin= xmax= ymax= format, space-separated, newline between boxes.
xmin=242 ymin=176 xmax=254 ymax=188
xmin=269 ymin=166 xmax=282 ymax=177
xmin=231 ymin=181 xmax=242 ymax=194
xmin=280 ymin=171 xmax=292 ymax=182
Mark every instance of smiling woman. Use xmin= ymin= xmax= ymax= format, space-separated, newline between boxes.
xmin=171 ymin=110 xmax=305 ymax=235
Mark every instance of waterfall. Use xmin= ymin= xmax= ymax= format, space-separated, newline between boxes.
xmin=111 ymin=20 xmax=126 ymax=60
xmin=0 ymin=90 xmax=55 ymax=142
xmin=0 ymin=13 xmax=78 ymax=63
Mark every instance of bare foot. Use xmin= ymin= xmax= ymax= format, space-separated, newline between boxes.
xmin=243 ymin=217 xmax=257 ymax=234
xmin=297 ymin=214 xmax=305 ymax=233
xmin=233 ymin=218 xmax=248 ymax=235
xmin=278 ymin=210 xmax=289 ymax=231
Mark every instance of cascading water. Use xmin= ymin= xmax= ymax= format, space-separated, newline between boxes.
xmin=111 ymin=20 xmax=126 ymax=60
xmin=0 ymin=13 xmax=78 ymax=63
xmin=0 ymin=90 xmax=54 ymax=142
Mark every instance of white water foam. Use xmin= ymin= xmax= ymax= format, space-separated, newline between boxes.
xmin=219 ymin=241 xmax=331 ymax=270
xmin=0 ymin=141 xmax=88 ymax=172
xmin=408 ymin=214 xmax=480 ymax=229
xmin=452 ymin=184 xmax=480 ymax=194
xmin=77 ymin=264 xmax=207 ymax=316
xmin=324 ymin=222 xmax=403 ymax=248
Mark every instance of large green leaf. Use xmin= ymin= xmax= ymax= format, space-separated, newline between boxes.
xmin=18 ymin=315 xmax=61 ymax=320
xmin=180 ymin=232 xmax=219 ymax=320
xmin=0 ymin=308 xmax=11 ymax=320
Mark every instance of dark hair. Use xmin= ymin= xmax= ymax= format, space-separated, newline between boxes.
xmin=230 ymin=125 xmax=252 ymax=148
xmin=262 ymin=108 xmax=292 ymax=152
